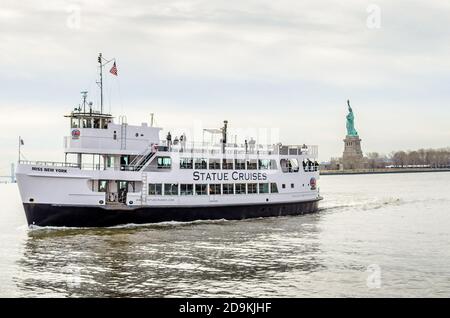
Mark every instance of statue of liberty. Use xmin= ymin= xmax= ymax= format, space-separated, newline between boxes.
xmin=346 ymin=99 xmax=358 ymax=136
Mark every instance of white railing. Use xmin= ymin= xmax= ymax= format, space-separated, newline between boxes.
xmin=19 ymin=160 xmax=81 ymax=168
xmin=157 ymin=140 xmax=318 ymax=158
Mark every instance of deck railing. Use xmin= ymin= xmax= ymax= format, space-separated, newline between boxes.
xmin=157 ymin=140 xmax=318 ymax=157
xmin=19 ymin=160 xmax=81 ymax=168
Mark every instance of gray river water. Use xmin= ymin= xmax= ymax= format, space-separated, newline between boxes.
xmin=0 ymin=173 xmax=449 ymax=297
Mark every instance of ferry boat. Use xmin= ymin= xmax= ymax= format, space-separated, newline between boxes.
xmin=16 ymin=54 xmax=322 ymax=227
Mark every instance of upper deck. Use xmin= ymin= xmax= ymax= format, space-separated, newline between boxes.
xmin=154 ymin=140 xmax=318 ymax=158
xmin=64 ymin=111 xmax=161 ymax=155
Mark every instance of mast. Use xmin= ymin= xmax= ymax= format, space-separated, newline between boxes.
xmin=222 ymin=120 xmax=228 ymax=154
xmin=81 ymin=91 xmax=88 ymax=113
xmin=98 ymin=53 xmax=103 ymax=114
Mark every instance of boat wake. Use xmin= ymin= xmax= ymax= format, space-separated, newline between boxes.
xmin=319 ymin=197 xmax=403 ymax=213
xmin=28 ymin=218 xmax=231 ymax=232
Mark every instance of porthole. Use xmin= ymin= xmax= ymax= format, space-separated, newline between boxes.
xmin=129 ymin=201 xmax=134 ymax=205
xmin=99 ymin=200 xmax=104 ymax=204
xmin=29 ymin=198 xmax=34 ymax=203
xmin=135 ymin=133 xmax=139 ymax=137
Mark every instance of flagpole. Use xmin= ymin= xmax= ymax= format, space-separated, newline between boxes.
xmin=98 ymin=53 xmax=103 ymax=114
xmin=18 ymin=136 xmax=21 ymax=163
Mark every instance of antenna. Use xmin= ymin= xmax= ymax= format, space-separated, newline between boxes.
xmin=98 ymin=53 xmax=103 ymax=114
xmin=150 ymin=113 xmax=154 ymax=127
xmin=10 ymin=163 xmax=15 ymax=183
xmin=81 ymin=91 xmax=88 ymax=113
xmin=222 ymin=120 xmax=228 ymax=154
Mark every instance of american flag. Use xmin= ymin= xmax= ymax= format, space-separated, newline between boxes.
xmin=109 ymin=61 xmax=118 ymax=76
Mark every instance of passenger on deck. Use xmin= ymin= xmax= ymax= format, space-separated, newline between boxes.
xmin=166 ymin=132 xmax=172 ymax=149
xmin=249 ymin=137 xmax=256 ymax=153
xmin=180 ymin=133 xmax=186 ymax=151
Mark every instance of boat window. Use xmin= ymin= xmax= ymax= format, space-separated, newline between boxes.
xmin=106 ymin=156 xmax=115 ymax=168
xmin=98 ymin=180 xmax=108 ymax=192
xmin=83 ymin=118 xmax=92 ymax=129
xmin=195 ymin=158 xmax=207 ymax=170
xmin=71 ymin=118 xmax=79 ymax=128
xmin=271 ymin=183 xmax=279 ymax=193
xmin=93 ymin=118 xmax=100 ymax=129
xmin=302 ymin=159 xmax=318 ymax=172
xmin=248 ymin=183 xmax=258 ymax=194
xmin=157 ymin=157 xmax=172 ymax=169
xmin=280 ymin=159 xmax=299 ymax=173
xmin=235 ymin=183 xmax=246 ymax=194
xmin=164 ymin=183 xmax=179 ymax=195
xmin=260 ymin=159 xmax=277 ymax=170
xmin=209 ymin=159 xmax=221 ymax=170
xmin=180 ymin=184 xmax=193 ymax=195
xmin=222 ymin=159 xmax=234 ymax=170
xmin=259 ymin=183 xmax=269 ymax=194
xmin=195 ymin=184 xmax=207 ymax=195
xmin=258 ymin=159 xmax=270 ymax=170
xmin=270 ymin=160 xmax=278 ymax=170
xmin=291 ymin=183 xmax=295 ymax=188
xmin=246 ymin=160 xmax=257 ymax=170
xmin=120 ymin=155 xmax=130 ymax=166
xmin=289 ymin=159 xmax=299 ymax=172
xmin=223 ymin=184 xmax=234 ymax=195
xmin=235 ymin=159 xmax=246 ymax=170
xmin=180 ymin=158 xmax=193 ymax=169
xmin=149 ymin=183 xmax=162 ymax=195
xmin=209 ymin=184 xmax=221 ymax=195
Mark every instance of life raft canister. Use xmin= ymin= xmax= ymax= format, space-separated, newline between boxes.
xmin=310 ymin=177 xmax=317 ymax=190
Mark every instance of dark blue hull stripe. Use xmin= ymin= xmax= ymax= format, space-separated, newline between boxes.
xmin=23 ymin=199 xmax=321 ymax=227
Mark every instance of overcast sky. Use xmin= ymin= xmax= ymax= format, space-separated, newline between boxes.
xmin=1 ymin=0 xmax=450 ymax=175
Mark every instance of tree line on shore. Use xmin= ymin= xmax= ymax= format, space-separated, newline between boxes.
xmin=327 ymin=147 xmax=450 ymax=169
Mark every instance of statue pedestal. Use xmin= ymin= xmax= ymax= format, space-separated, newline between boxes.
xmin=342 ymin=135 xmax=365 ymax=169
